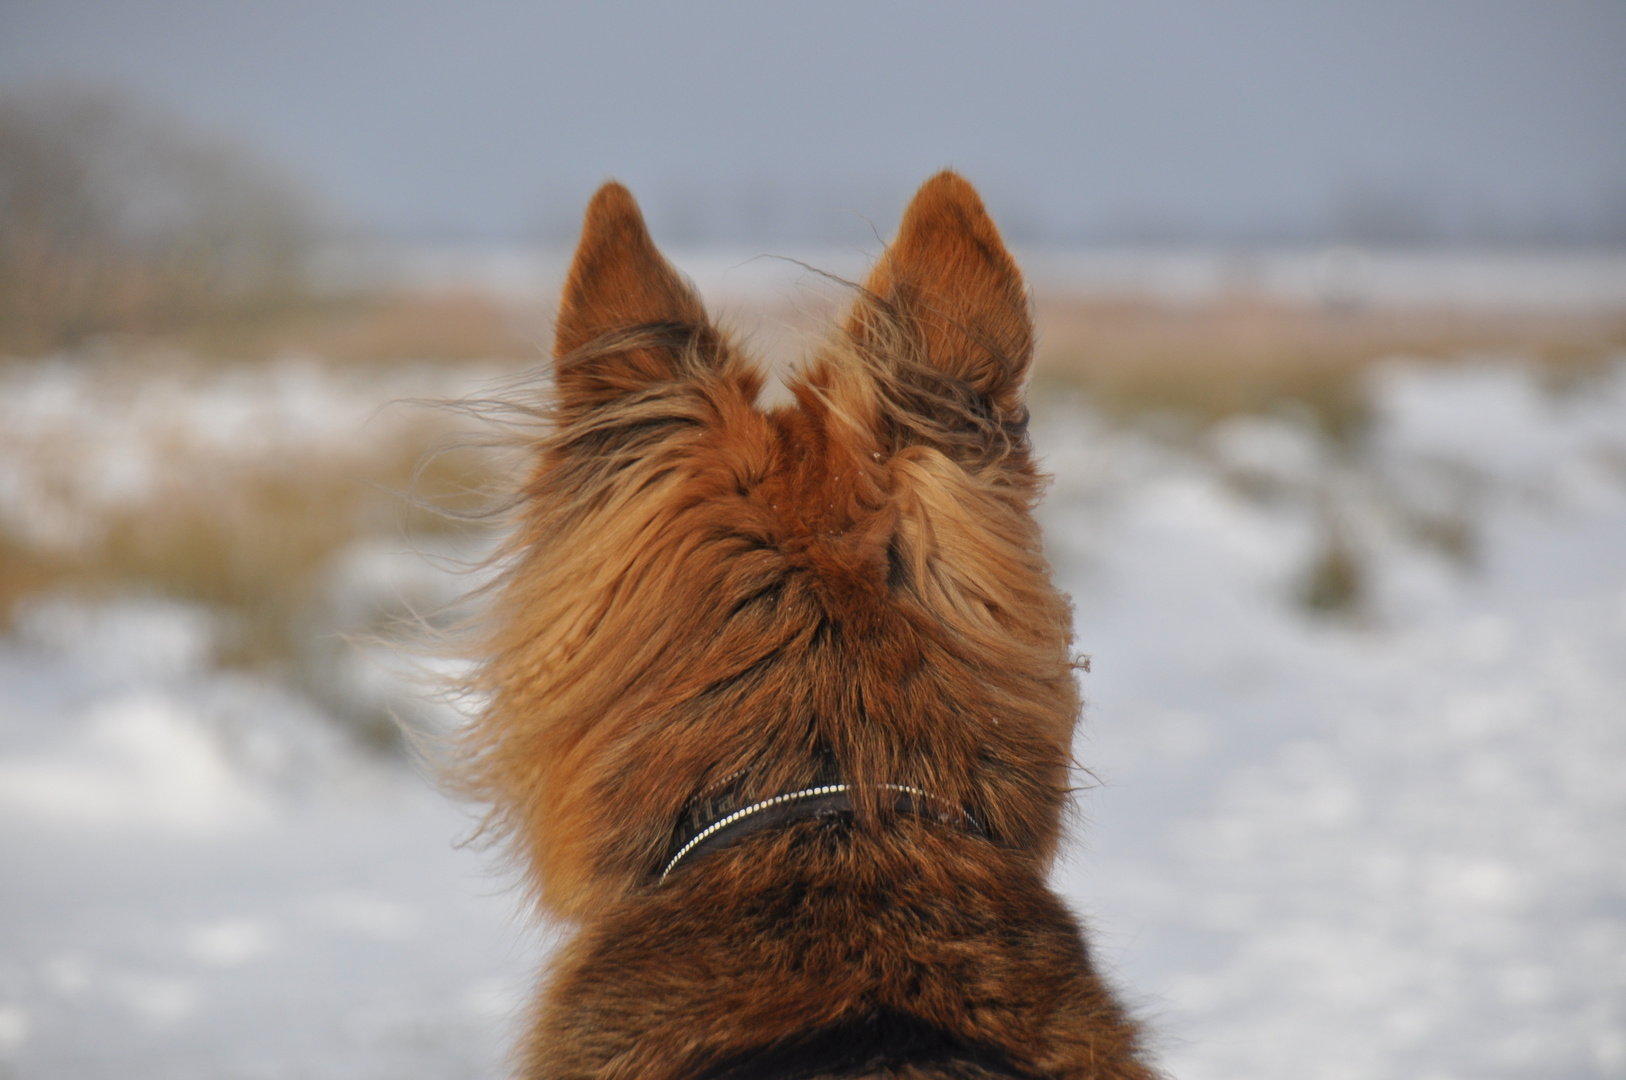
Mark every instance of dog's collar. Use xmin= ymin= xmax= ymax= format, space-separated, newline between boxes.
xmin=659 ymin=781 xmax=985 ymax=883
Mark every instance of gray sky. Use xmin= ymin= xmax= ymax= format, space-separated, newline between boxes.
xmin=3 ymin=0 xmax=1623 ymax=244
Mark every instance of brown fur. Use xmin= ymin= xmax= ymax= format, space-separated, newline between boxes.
xmin=453 ymin=172 xmax=1156 ymax=1079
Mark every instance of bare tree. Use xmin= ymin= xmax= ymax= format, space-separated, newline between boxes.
xmin=0 ymin=85 xmax=322 ymax=353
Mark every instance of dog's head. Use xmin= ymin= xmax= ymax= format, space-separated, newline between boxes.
xmin=462 ymin=172 xmax=1079 ymax=919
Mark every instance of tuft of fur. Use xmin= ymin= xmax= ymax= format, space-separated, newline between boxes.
xmin=450 ymin=172 xmax=1155 ymax=1079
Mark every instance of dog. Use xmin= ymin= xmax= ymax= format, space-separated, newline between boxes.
xmin=452 ymin=172 xmax=1155 ymax=1079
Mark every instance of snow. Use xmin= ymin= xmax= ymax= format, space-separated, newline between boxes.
xmin=0 ymin=598 xmax=539 ymax=1078
xmin=1 ymin=353 xmax=1623 ymax=1077
xmin=1043 ymin=360 xmax=1626 ymax=1079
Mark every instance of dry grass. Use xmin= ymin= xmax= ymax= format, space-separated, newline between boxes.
xmin=4 ymin=288 xmax=547 ymax=366
xmin=1032 ymin=295 xmax=1626 ymax=437
xmin=161 ymin=290 xmax=548 ymax=365
xmin=0 ymin=433 xmax=495 ymax=657
xmin=0 ymin=348 xmax=514 ymax=746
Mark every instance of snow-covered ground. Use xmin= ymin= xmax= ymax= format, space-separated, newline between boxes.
xmin=0 ymin=597 xmax=540 ymax=1078
xmin=1 ymin=353 xmax=1623 ymax=1078
xmin=1044 ymin=360 xmax=1626 ymax=1079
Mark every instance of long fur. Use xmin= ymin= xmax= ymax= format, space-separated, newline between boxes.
xmin=448 ymin=173 xmax=1155 ymax=1079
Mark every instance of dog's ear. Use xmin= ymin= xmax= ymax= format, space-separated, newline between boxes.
xmin=849 ymin=171 xmax=1033 ymax=447
xmin=552 ymin=181 xmax=716 ymax=414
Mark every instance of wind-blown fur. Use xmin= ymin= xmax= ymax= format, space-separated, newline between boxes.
xmin=452 ymin=173 xmax=1155 ymax=1079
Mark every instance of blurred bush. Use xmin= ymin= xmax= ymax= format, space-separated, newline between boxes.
xmin=0 ymin=85 xmax=321 ymax=354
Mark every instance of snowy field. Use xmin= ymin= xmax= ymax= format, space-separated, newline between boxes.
xmin=1040 ymin=361 xmax=1626 ymax=1079
xmin=1 ymin=334 xmax=1623 ymax=1074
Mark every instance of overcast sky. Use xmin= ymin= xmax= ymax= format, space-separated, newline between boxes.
xmin=3 ymin=0 xmax=1623 ymax=244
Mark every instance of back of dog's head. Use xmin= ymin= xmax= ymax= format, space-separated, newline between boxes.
xmin=459 ymin=172 xmax=1079 ymax=921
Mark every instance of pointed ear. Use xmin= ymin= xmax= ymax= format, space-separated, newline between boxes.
xmin=552 ymin=181 xmax=716 ymax=414
xmin=852 ymin=171 xmax=1034 ymax=427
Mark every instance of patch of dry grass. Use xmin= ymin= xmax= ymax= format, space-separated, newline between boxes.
xmin=4 ymin=289 xmax=548 ymax=366
xmin=1032 ymin=295 xmax=1626 ymax=437
xmin=0 ymin=431 xmax=494 ymax=655
xmin=161 ymin=290 xmax=549 ymax=365
xmin=0 ymin=351 xmax=514 ymax=745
